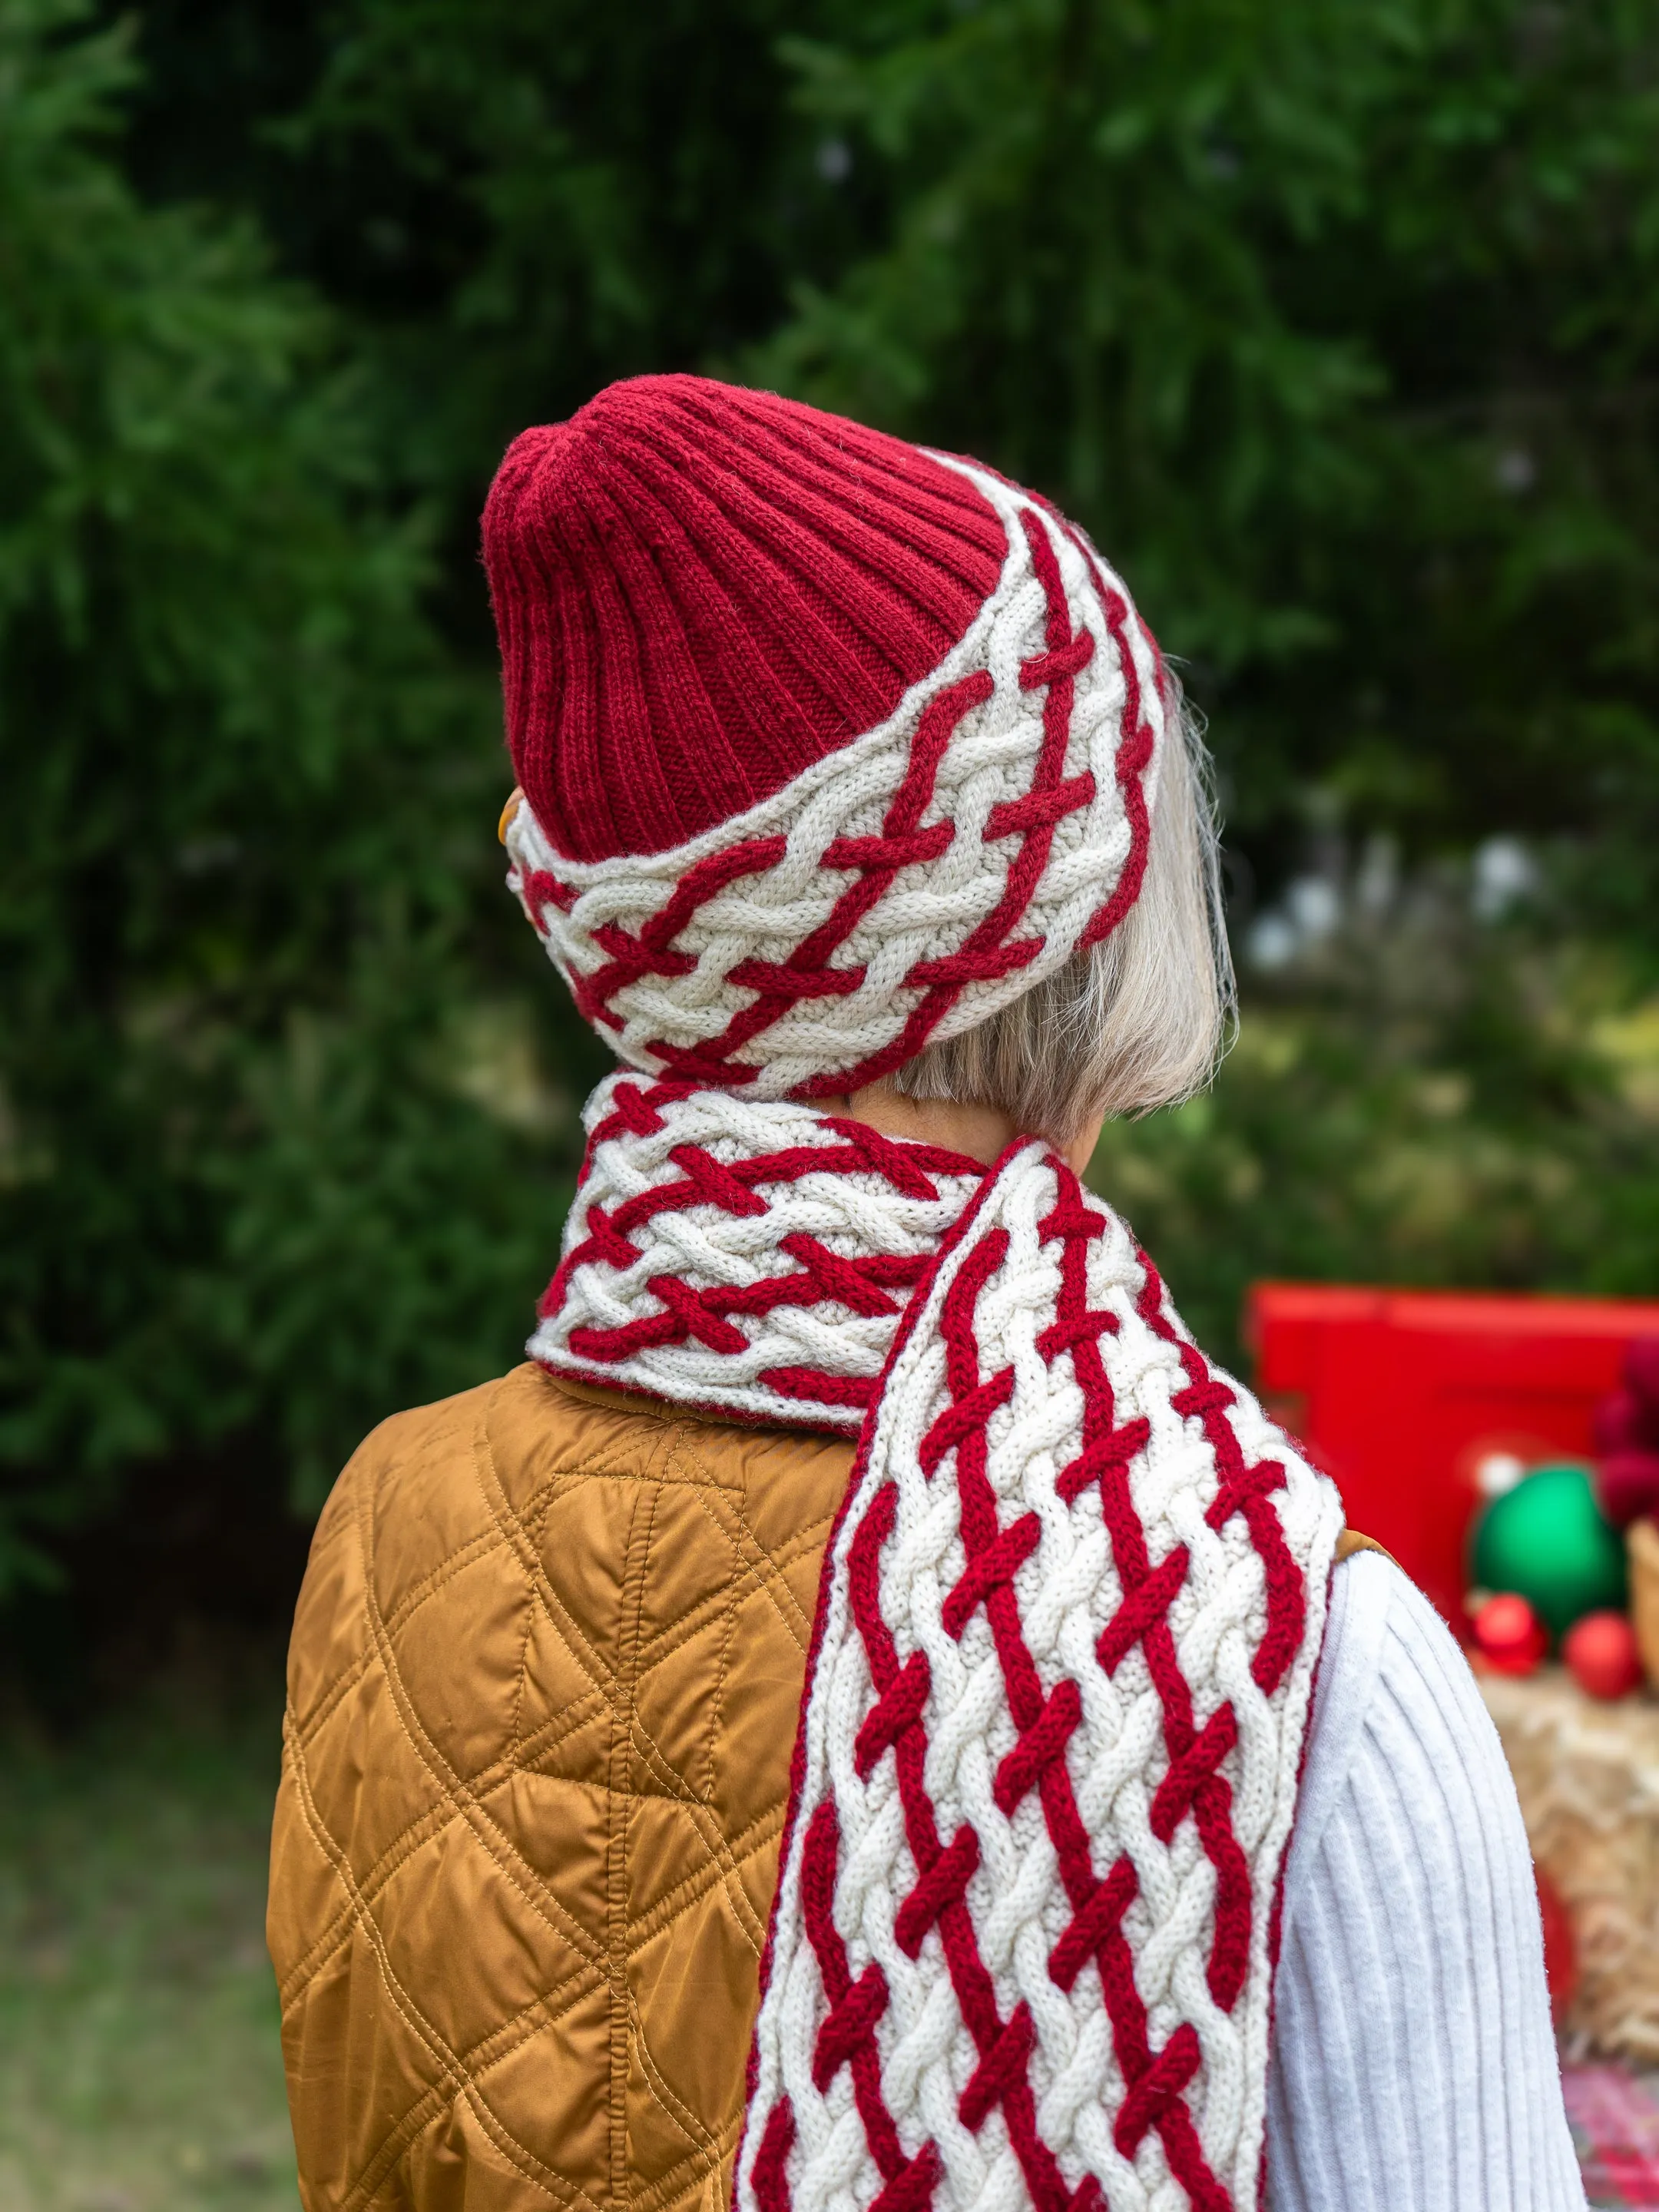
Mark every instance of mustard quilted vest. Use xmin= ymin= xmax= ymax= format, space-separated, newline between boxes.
xmin=267 ymin=1364 xmax=853 ymax=2212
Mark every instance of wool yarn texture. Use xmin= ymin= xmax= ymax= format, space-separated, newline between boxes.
xmin=497 ymin=386 xmax=1166 ymax=1101
xmin=535 ymin=1072 xmax=989 ymax=1431
xmin=492 ymin=377 xmax=1343 ymax=2212
xmin=530 ymin=1084 xmax=1343 ymax=2212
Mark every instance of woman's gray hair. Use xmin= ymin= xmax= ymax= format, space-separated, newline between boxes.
xmin=891 ymin=673 xmax=1234 ymax=1145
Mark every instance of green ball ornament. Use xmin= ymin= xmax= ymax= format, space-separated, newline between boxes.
xmin=1471 ymin=1462 xmax=1628 ymax=1641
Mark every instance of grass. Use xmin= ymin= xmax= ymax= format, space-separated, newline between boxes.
xmin=0 ymin=1687 xmax=297 ymax=2212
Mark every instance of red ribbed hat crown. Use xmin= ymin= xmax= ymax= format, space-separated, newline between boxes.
xmin=483 ymin=375 xmax=1007 ymax=863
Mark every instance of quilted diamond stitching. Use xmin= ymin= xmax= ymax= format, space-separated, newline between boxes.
xmin=274 ymin=1368 xmax=849 ymax=2212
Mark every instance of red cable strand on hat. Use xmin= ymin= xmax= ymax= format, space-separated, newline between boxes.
xmin=797 ymin=510 xmax=1111 ymax=1098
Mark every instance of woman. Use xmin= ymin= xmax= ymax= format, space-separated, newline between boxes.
xmin=268 ymin=375 xmax=1582 ymax=2212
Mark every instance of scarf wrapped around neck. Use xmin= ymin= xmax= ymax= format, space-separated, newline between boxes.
xmin=530 ymin=1071 xmax=1343 ymax=2212
xmin=488 ymin=373 xmax=1345 ymax=2212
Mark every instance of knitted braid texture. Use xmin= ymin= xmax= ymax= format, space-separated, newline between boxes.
xmin=530 ymin=1091 xmax=1342 ymax=2212
xmin=504 ymin=462 xmax=1165 ymax=1099
xmin=532 ymin=1071 xmax=988 ymax=1432
xmin=735 ymin=1142 xmax=1343 ymax=2212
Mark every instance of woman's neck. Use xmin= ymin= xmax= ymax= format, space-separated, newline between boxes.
xmin=823 ymin=1079 xmax=1103 ymax=1177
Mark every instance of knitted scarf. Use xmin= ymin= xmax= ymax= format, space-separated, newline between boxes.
xmin=533 ymin=1071 xmax=1344 ymax=2212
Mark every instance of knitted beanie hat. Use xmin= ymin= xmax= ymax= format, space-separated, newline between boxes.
xmin=487 ymin=374 xmax=1167 ymax=1098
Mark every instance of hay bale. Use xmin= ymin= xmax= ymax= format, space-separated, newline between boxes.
xmin=1482 ymin=1666 xmax=1659 ymax=2061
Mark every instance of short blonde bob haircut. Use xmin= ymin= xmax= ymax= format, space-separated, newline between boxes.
xmin=891 ymin=674 xmax=1234 ymax=1148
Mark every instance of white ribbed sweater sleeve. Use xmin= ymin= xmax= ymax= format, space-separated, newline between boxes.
xmin=1264 ymin=1553 xmax=1587 ymax=2210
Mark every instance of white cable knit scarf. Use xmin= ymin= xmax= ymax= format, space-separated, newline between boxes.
xmin=534 ymin=1072 xmax=1343 ymax=2212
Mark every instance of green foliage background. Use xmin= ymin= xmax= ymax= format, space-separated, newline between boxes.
xmin=3 ymin=0 xmax=1657 ymax=1603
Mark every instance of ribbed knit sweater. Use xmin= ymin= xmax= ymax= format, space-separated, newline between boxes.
xmin=1265 ymin=1554 xmax=1587 ymax=2210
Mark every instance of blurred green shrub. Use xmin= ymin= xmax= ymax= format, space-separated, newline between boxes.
xmin=0 ymin=0 xmax=596 ymax=1591
xmin=1091 ymin=878 xmax=1659 ymax=1365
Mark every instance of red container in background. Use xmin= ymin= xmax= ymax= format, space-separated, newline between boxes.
xmin=1246 ymin=1285 xmax=1659 ymax=1626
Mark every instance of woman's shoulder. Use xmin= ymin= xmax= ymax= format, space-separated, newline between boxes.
xmin=1289 ymin=1541 xmax=1518 ymax=1906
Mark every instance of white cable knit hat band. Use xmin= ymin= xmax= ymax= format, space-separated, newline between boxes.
xmin=505 ymin=464 xmax=1166 ymax=1097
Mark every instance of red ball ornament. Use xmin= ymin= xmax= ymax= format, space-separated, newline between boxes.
xmin=1625 ymin=1335 xmax=1659 ymax=1413
xmin=1594 ymin=1386 xmax=1659 ymax=1458
xmin=1596 ymin=1448 xmax=1659 ymax=1531
xmin=1562 ymin=1610 xmax=1643 ymax=1700
xmin=1472 ymin=1591 xmax=1548 ymax=1675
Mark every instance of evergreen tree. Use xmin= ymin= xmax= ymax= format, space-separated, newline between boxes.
xmin=0 ymin=0 xmax=597 ymax=1591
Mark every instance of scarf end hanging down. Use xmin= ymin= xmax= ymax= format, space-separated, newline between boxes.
xmin=531 ymin=1078 xmax=1343 ymax=2212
